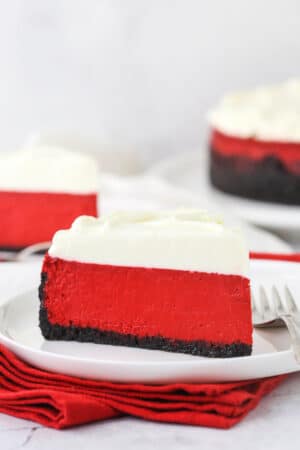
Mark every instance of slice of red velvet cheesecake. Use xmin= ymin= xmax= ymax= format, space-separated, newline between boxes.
xmin=0 ymin=146 xmax=99 ymax=249
xmin=39 ymin=210 xmax=252 ymax=358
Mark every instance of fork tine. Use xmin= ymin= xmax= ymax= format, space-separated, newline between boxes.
xmin=272 ymin=286 xmax=282 ymax=312
xmin=251 ymin=283 xmax=261 ymax=309
xmin=285 ymin=286 xmax=298 ymax=313
xmin=258 ymin=286 xmax=271 ymax=319
xmin=251 ymin=292 xmax=260 ymax=323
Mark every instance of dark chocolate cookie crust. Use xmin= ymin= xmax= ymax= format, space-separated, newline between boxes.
xmin=210 ymin=148 xmax=300 ymax=205
xmin=39 ymin=272 xmax=252 ymax=359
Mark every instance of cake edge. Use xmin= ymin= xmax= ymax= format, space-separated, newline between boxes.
xmin=39 ymin=272 xmax=252 ymax=358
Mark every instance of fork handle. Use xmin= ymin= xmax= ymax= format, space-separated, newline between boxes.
xmin=281 ymin=314 xmax=300 ymax=364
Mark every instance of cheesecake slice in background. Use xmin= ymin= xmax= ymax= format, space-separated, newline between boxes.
xmin=0 ymin=146 xmax=99 ymax=249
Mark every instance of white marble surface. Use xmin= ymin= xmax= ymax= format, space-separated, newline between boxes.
xmin=0 ymin=256 xmax=300 ymax=449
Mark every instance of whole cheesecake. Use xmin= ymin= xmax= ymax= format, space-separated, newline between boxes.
xmin=209 ymin=79 xmax=300 ymax=205
xmin=39 ymin=210 xmax=252 ymax=358
xmin=0 ymin=146 xmax=99 ymax=249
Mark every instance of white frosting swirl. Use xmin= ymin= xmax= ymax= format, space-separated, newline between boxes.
xmin=0 ymin=146 xmax=99 ymax=193
xmin=49 ymin=209 xmax=249 ymax=276
xmin=209 ymin=79 xmax=300 ymax=142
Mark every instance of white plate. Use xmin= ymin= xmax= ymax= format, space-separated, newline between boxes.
xmin=0 ymin=258 xmax=299 ymax=384
xmin=149 ymin=151 xmax=300 ymax=234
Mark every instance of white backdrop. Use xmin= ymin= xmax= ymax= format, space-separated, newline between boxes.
xmin=1 ymin=0 xmax=300 ymax=162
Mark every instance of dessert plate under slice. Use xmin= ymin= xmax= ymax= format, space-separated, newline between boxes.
xmin=148 ymin=151 xmax=300 ymax=234
xmin=1 ymin=259 xmax=300 ymax=384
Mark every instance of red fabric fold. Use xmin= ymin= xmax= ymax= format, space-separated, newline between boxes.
xmin=0 ymin=252 xmax=296 ymax=429
xmin=0 ymin=343 xmax=286 ymax=430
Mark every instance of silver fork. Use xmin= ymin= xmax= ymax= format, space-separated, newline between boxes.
xmin=252 ymin=284 xmax=300 ymax=363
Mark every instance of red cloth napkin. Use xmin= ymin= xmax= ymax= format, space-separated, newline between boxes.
xmin=0 ymin=252 xmax=296 ymax=430
xmin=0 ymin=344 xmax=286 ymax=429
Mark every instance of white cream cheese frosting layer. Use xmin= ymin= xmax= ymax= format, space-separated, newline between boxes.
xmin=0 ymin=146 xmax=99 ymax=193
xmin=209 ymin=78 xmax=300 ymax=142
xmin=49 ymin=210 xmax=249 ymax=276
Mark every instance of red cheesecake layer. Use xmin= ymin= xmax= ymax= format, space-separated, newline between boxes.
xmin=0 ymin=191 xmax=97 ymax=249
xmin=39 ymin=255 xmax=252 ymax=357
xmin=211 ymin=129 xmax=300 ymax=175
